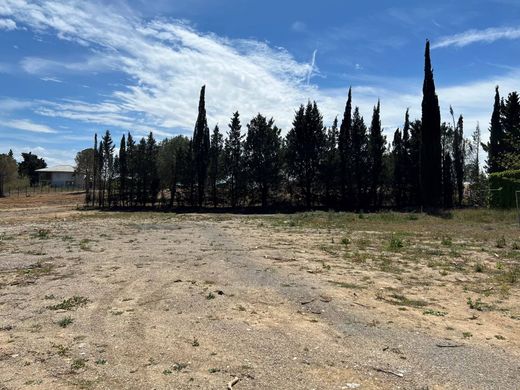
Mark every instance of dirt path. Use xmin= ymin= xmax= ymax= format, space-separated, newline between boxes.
xmin=0 ymin=208 xmax=518 ymax=389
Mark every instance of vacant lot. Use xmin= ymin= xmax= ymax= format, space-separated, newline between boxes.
xmin=0 ymin=194 xmax=519 ymax=389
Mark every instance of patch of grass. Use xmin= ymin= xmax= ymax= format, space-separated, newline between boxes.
xmin=387 ymin=293 xmax=428 ymax=308
xmin=163 ymin=369 xmax=172 ymax=375
xmin=52 ymin=344 xmax=70 ymax=356
xmin=95 ymin=359 xmax=107 ymax=365
xmin=47 ymin=296 xmax=89 ymax=311
xmin=79 ymin=239 xmax=93 ymax=251
xmin=206 ymin=292 xmax=215 ymax=300
xmin=208 ymin=368 xmax=220 ymax=373
xmin=496 ymin=236 xmax=506 ymax=249
xmin=57 ymin=316 xmax=74 ymax=328
xmin=467 ymin=297 xmax=493 ymax=311
xmin=441 ymin=236 xmax=453 ymax=246
xmin=71 ymin=358 xmax=87 ymax=370
xmin=340 ymin=237 xmax=350 ymax=247
xmin=423 ymin=309 xmax=447 ymax=317
xmin=173 ymin=362 xmax=188 ymax=372
xmin=328 ymin=280 xmax=365 ymax=289
xmin=474 ymin=263 xmax=485 ymax=273
xmin=462 ymin=332 xmax=473 ymax=339
xmin=33 ymin=229 xmax=50 ymax=240
xmin=388 ymin=236 xmax=404 ymax=251
xmin=18 ymin=261 xmax=54 ymax=277
xmin=496 ymin=266 xmax=520 ymax=284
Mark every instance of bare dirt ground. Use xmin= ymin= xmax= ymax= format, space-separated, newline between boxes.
xmin=0 ymin=194 xmax=519 ymax=389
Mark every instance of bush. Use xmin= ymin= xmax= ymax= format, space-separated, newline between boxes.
xmin=489 ymin=169 xmax=520 ymax=208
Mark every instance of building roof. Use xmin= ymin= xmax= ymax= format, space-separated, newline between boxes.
xmin=35 ymin=165 xmax=75 ymax=173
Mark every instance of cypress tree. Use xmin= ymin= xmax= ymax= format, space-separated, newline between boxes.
xmin=224 ymin=112 xmax=244 ymax=208
xmin=420 ymin=40 xmax=442 ymax=208
xmin=338 ymin=87 xmax=353 ymax=208
xmin=119 ymin=134 xmax=127 ymax=206
xmin=101 ymin=131 xmax=114 ymax=208
xmin=368 ymin=100 xmax=386 ymax=209
xmin=401 ymin=110 xmax=412 ymax=205
xmin=484 ymin=87 xmax=503 ymax=173
xmin=91 ymin=133 xmax=98 ymax=207
xmin=453 ymin=115 xmax=464 ymax=206
xmin=192 ymin=86 xmax=210 ymax=207
xmin=409 ymin=120 xmax=422 ymax=207
xmin=392 ymin=128 xmax=404 ymax=208
xmin=209 ymin=125 xmax=224 ymax=208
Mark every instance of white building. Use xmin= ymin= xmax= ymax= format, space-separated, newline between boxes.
xmin=36 ymin=165 xmax=78 ymax=187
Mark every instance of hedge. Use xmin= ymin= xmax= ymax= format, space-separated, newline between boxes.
xmin=489 ymin=169 xmax=520 ymax=208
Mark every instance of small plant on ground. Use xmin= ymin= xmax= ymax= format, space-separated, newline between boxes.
xmin=441 ymin=236 xmax=452 ymax=246
xmin=388 ymin=236 xmax=404 ymax=251
xmin=47 ymin=296 xmax=89 ymax=311
xmin=423 ymin=309 xmax=447 ymax=317
xmin=474 ymin=263 xmax=485 ymax=273
xmin=496 ymin=236 xmax=506 ymax=248
xmin=462 ymin=332 xmax=473 ymax=339
xmin=71 ymin=358 xmax=87 ymax=370
xmin=192 ymin=338 xmax=199 ymax=347
xmin=57 ymin=316 xmax=73 ymax=328
xmin=206 ymin=292 xmax=215 ymax=300
xmin=95 ymin=359 xmax=107 ymax=365
xmin=33 ymin=229 xmax=50 ymax=240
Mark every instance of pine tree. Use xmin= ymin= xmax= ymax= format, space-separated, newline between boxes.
xmin=351 ymin=107 xmax=369 ymax=210
xmin=483 ymin=87 xmax=504 ymax=173
xmin=453 ymin=115 xmax=465 ymax=206
xmin=119 ymin=134 xmax=127 ymax=206
xmin=368 ymin=100 xmax=386 ymax=209
xmin=286 ymin=101 xmax=326 ymax=208
xmin=442 ymin=152 xmax=454 ymax=208
xmin=420 ymin=40 xmax=442 ymax=208
xmin=101 ymin=130 xmax=115 ymax=207
xmin=338 ymin=87 xmax=353 ymax=208
xmin=224 ymin=112 xmax=244 ymax=208
xmin=500 ymin=91 xmax=520 ymax=170
xmin=192 ymin=86 xmax=210 ymax=207
xmin=322 ymin=117 xmax=339 ymax=208
xmin=208 ymin=125 xmax=224 ymax=208
xmin=244 ymin=114 xmax=282 ymax=208
xmin=145 ymin=132 xmax=159 ymax=206
xmin=409 ymin=120 xmax=422 ymax=207
xmin=126 ymin=133 xmax=136 ymax=206
xmin=401 ymin=110 xmax=412 ymax=205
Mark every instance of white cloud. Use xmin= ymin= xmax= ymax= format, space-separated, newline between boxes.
xmin=0 ymin=0 xmax=516 ymax=159
xmin=291 ymin=21 xmax=307 ymax=33
xmin=433 ymin=26 xmax=520 ymax=49
xmin=0 ymin=18 xmax=17 ymax=30
xmin=4 ymin=119 xmax=57 ymax=133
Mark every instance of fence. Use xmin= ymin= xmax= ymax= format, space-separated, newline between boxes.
xmin=0 ymin=185 xmax=85 ymax=198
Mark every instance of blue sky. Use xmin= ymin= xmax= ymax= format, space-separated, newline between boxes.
xmin=0 ymin=0 xmax=519 ymax=165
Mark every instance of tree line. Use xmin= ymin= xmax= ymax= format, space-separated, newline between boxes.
xmin=28 ymin=40 xmax=519 ymax=209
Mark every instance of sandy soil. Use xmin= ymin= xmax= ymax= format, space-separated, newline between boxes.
xmin=0 ymin=195 xmax=519 ymax=389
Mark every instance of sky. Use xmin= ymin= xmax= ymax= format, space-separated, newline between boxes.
xmin=0 ymin=0 xmax=519 ymax=166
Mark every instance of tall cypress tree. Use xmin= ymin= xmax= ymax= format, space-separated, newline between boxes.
xmin=453 ymin=115 xmax=464 ymax=206
xmin=119 ymin=134 xmax=127 ymax=206
xmin=208 ymin=125 xmax=224 ymax=208
xmin=192 ymin=86 xmax=210 ymax=207
xmin=224 ymin=112 xmax=244 ymax=208
xmin=501 ymin=91 xmax=520 ymax=170
xmin=484 ymin=87 xmax=503 ymax=173
xmin=338 ymin=87 xmax=353 ymax=208
xmin=420 ymin=40 xmax=442 ymax=208
xmin=392 ymin=128 xmax=405 ymax=208
xmin=368 ymin=100 xmax=386 ymax=209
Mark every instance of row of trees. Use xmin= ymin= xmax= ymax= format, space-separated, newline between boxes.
xmin=81 ymin=41 xmax=504 ymax=210
xmin=0 ymin=151 xmax=47 ymax=196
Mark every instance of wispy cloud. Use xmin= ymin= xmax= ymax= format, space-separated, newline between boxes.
xmin=0 ymin=18 xmax=17 ymax=30
xmin=433 ymin=26 xmax=520 ymax=49
xmin=5 ymin=119 xmax=57 ymax=133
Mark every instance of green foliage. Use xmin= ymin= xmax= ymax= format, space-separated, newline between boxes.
xmin=489 ymin=169 xmax=520 ymax=208
xmin=47 ymin=296 xmax=89 ymax=311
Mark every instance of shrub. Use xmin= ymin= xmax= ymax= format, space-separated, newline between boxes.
xmin=489 ymin=169 xmax=520 ymax=208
